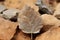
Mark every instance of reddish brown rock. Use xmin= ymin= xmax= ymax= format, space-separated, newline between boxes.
xmin=0 ymin=17 xmax=17 ymax=40
xmin=35 ymin=27 xmax=60 ymax=40
xmin=12 ymin=31 xmax=31 ymax=40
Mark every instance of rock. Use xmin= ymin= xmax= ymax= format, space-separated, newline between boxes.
xmin=41 ymin=14 xmax=60 ymax=32
xmin=3 ymin=9 xmax=20 ymax=19
xmin=36 ymin=0 xmax=53 ymax=15
xmin=0 ymin=5 xmax=6 ymax=17
xmin=18 ymin=6 xmax=43 ymax=33
xmin=4 ymin=0 xmax=38 ymax=11
xmin=12 ymin=31 xmax=31 ymax=40
xmin=54 ymin=3 xmax=60 ymax=19
xmin=0 ymin=2 xmax=4 ymax=5
xmin=0 ymin=5 xmax=6 ymax=13
xmin=35 ymin=27 xmax=60 ymax=40
xmin=47 ymin=0 xmax=58 ymax=11
xmin=41 ymin=14 xmax=60 ymax=26
xmin=0 ymin=17 xmax=17 ymax=40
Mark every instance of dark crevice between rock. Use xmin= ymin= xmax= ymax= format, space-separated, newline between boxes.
xmin=11 ymin=26 xmax=42 ymax=40
xmin=38 ymin=8 xmax=47 ymax=15
xmin=0 ymin=9 xmax=7 ymax=14
xmin=26 ymin=31 xmax=42 ymax=40
xmin=56 ymin=0 xmax=60 ymax=3
xmin=11 ymin=26 xmax=20 ymax=40
xmin=0 ymin=0 xmax=5 ymax=2
xmin=10 ymin=13 xmax=18 ymax=22
xmin=11 ymin=26 xmax=31 ymax=40
xmin=38 ymin=8 xmax=53 ymax=15
xmin=40 ymin=25 xmax=54 ymax=34
xmin=10 ymin=17 xmax=17 ymax=22
xmin=9 ymin=15 xmax=18 ymax=22
xmin=32 ymin=33 xmax=41 ymax=40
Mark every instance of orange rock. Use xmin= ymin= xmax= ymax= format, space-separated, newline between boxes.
xmin=41 ymin=14 xmax=60 ymax=32
xmin=13 ymin=31 xmax=31 ymax=40
xmin=0 ymin=17 xmax=17 ymax=40
xmin=54 ymin=3 xmax=60 ymax=19
xmin=4 ymin=0 xmax=38 ymax=11
xmin=35 ymin=27 xmax=60 ymax=40
xmin=41 ymin=14 xmax=60 ymax=26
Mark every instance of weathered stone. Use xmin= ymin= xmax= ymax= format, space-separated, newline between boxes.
xmin=35 ymin=27 xmax=60 ymax=40
xmin=0 ymin=5 xmax=6 ymax=13
xmin=3 ymin=9 xmax=20 ymax=19
xmin=41 ymin=14 xmax=60 ymax=32
xmin=41 ymin=14 xmax=60 ymax=26
xmin=0 ymin=17 xmax=17 ymax=40
xmin=12 ymin=31 xmax=31 ymax=40
xmin=54 ymin=3 xmax=60 ymax=19
xmin=0 ymin=5 xmax=6 ymax=17
xmin=4 ymin=0 xmax=38 ymax=11
xmin=18 ymin=6 xmax=43 ymax=33
xmin=36 ymin=0 xmax=53 ymax=15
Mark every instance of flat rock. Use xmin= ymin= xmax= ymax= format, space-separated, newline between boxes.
xmin=0 ymin=17 xmax=17 ymax=40
xmin=35 ymin=27 xmax=60 ymax=40
xmin=41 ymin=14 xmax=60 ymax=32
xmin=18 ymin=6 xmax=43 ymax=33
xmin=3 ymin=9 xmax=20 ymax=19
xmin=41 ymin=14 xmax=60 ymax=26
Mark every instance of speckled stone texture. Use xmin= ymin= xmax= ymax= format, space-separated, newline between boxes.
xmin=0 ymin=17 xmax=17 ymax=40
xmin=18 ymin=6 xmax=43 ymax=33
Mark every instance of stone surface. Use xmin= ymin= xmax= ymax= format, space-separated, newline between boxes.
xmin=3 ymin=9 xmax=20 ymax=19
xmin=54 ymin=3 xmax=60 ymax=19
xmin=0 ymin=5 xmax=6 ymax=17
xmin=0 ymin=17 xmax=17 ymax=40
xmin=4 ymin=0 xmax=38 ymax=11
xmin=35 ymin=27 xmax=60 ymax=40
xmin=41 ymin=14 xmax=60 ymax=26
xmin=12 ymin=31 xmax=31 ymax=40
xmin=0 ymin=5 xmax=6 ymax=12
xmin=18 ymin=6 xmax=43 ymax=33
xmin=41 ymin=14 xmax=60 ymax=32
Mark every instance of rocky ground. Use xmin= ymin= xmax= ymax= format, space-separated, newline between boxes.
xmin=0 ymin=0 xmax=60 ymax=40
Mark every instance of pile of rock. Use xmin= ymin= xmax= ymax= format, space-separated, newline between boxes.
xmin=0 ymin=0 xmax=60 ymax=40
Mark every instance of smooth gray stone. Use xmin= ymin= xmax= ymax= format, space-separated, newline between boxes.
xmin=18 ymin=6 xmax=43 ymax=34
xmin=3 ymin=9 xmax=20 ymax=19
xmin=0 ymin=5 xmax=6 ymax=12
